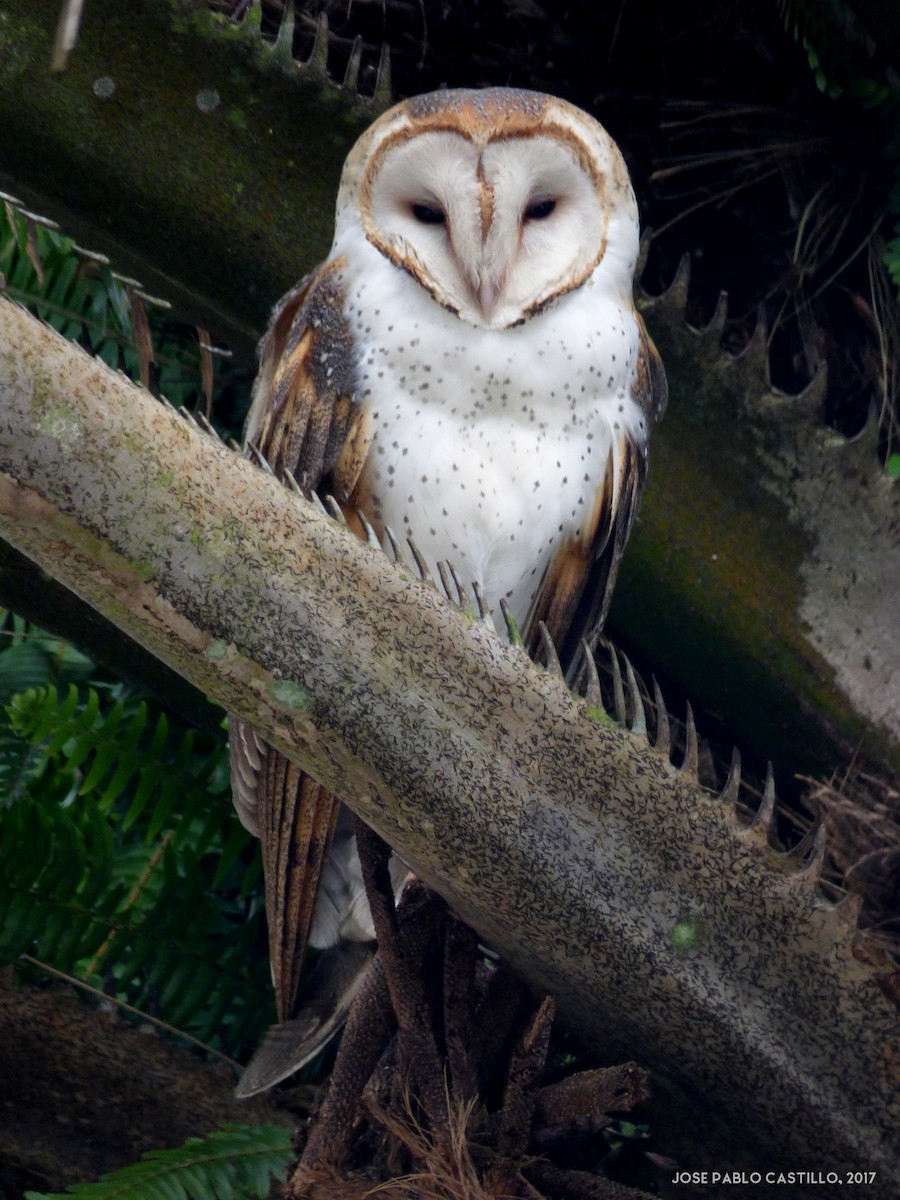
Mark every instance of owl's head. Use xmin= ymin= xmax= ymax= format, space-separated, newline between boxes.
xmin=334 ymin=88 xmax=639 ymax=330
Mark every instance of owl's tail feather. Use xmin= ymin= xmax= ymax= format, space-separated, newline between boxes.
xmin=235 ymin=939 xmax=377 ymax=1097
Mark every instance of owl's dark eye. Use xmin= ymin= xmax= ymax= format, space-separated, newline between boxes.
xmin=411 ymin=202 xmax=446 ymax=225
xmin=524 ymin=198 xmax=557 ymax=222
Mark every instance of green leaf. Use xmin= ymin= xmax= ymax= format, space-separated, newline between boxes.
xmin=1 ymin=200 xmax=251 ymax=425
xmin=0 ymin=667 xmax=270 ymax=1055
xmin=23 ymin=1123 xmax=292 ymax=1200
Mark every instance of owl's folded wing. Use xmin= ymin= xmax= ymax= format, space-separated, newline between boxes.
xmin=230 ymin=258 xmax=372 ymax=1024
xmin=244 ymin=257 xmax=371 ymax=495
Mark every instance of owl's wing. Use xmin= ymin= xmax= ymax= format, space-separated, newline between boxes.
xmin=230 ymin=257 xmax=372 ymax=1024
xmin=524 ymin=313 xmax=667 ymax=674
xmin=243 ymin=259 xmax=370 ymax=494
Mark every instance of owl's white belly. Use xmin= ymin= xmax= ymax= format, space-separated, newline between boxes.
xmin=342 ymin=246 xmax=647 ymax=628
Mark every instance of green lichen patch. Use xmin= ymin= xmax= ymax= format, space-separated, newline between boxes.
xmin=131 ymin=558 xmax=156 ymax=582
xmin=670 ymin=919 xmax=703 ymax=954
xmin=455 ymin=601 xmax=476 ymax=627
xmin=268 ymin=678 xmax=311 ymax=711
xmin=585 ymin=703 xmax=615 ymax=727
xmin=503 ymin=610 xmax=524 ymax=648
xmin=204 ymin=638 xmax=229 ymax=662
xmin=33 ymin=405 xmax=81 ymax=449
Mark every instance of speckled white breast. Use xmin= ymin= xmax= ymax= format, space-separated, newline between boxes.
xmin=338 ymin=231 xmax=648 ymax=628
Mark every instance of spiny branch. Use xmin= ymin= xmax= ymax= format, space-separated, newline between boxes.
xmin=0 ymin=297 xmax=897 ymax=1190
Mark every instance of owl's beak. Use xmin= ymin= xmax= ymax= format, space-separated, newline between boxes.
xmin=476 ymin=274 xmax=505 ymax=320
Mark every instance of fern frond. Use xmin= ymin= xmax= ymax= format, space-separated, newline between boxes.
xmin=2 ymin=207 xmax=136 ymax=364
xmin=0 ymin=203 xmax=224 ymax=409
xmin=23 ymin=1123 xmax=292 ymax=1200
xmin=0 ymin=610 xmax=94 ymax=701
xmin=773 ymin=0 xmax=892 ymax=100
xmin=6 ymin=685 xmax=228 ymax=839
xmin=0 ymin=673 xmax=270 ymax=1056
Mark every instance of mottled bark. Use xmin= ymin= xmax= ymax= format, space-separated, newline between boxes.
xmin=1 ymin=297 xmax=897 ymax=1194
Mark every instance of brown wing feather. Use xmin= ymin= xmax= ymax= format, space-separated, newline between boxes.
xmin=524 ymin=438 xmax=645 ymax=672
xmin=245 ymin=256 xmax=367 ymax=493
xmin=524 ymin=315 xmax=666 ymax=674
xmin=230 ymin=258 xmax=370 ymax=1023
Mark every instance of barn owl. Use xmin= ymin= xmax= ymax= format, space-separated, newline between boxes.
xmin=231 ymin=87 xmax=666 ymax=1094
